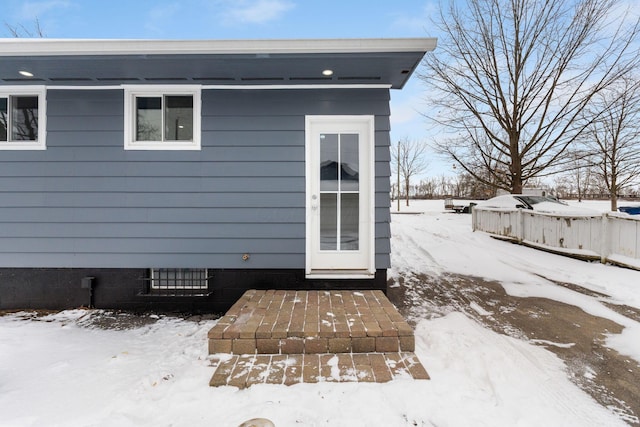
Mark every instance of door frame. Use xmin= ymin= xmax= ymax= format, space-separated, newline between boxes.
xmin=305 ymin=115 xmax=375 ymax=278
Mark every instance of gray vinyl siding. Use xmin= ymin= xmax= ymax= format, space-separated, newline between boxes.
xmin=0 ymin=88 xmax=391 ymax=269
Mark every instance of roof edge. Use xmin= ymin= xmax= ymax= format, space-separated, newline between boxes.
xmin=0 ymin=37 xmax=437 ymax=56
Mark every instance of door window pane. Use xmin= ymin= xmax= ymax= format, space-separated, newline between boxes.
xmin=136 ymin=97 xmax=162 ymax=141
xmin=165 ymin=95 xmax=193 ymax=141
xmin=340 ymin=133 xmax=359 ymax=191
xmin=0 ymin=98 xmax=6 ymax=141
xmin=320 ymin=193 xmax=337 ymax=250
xmin=340 ymin=193 xmax=359 ymax=250
xmin=320 ymin=133 xmax=339 ymax=191
xmin=11 ymin=96 xmax=38 ymax=141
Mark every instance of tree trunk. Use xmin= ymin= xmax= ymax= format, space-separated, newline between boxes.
xmin=610 ymin=178 xmax=618 ymax=212
xmin=405 ymin=179 xmax=410 ymax=207
xmin=510 ymin=134 xmax=523 ymax=194
xmin=577 ymin=175 xmax=582 ymax=202
xmin=611 ymin=192 xmax=618 ymax=211
xmin=511 ymin=174 xmax=523 ymax=194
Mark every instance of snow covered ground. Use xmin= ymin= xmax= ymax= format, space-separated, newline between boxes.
xmin=392 ymin=200 xmax=640 ymax=362
xmin=1 ymin=199 xmax=639 ymax=427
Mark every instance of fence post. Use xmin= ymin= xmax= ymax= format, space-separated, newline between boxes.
xmin=517 ymin=208 xmax=524 ymax=243
xmin=472 ymin=208 xmax=477 ymax=232
xmin=600 ymin=213 xmax=608 ymax=264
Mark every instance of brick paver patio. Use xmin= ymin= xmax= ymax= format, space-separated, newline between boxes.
xmin=208 ymin=289 xmax=429 ymax=388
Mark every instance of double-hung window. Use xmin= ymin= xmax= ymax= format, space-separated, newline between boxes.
xmin=0 ymin=87 xmax=46 ymax=150
xmin=124 ymin=86 xmax=201 ymax=150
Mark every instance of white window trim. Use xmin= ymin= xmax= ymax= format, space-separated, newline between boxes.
xmin=123 ymin=85 xmax=201 ymax=150
xmin=0 ymin=86 xmax=47 ymax=150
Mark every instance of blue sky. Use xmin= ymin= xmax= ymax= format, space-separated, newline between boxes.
xmin=3 ymin=0 xmax=436 ymax=39
xmin=2 ymin=0 xmax=448 ymax=177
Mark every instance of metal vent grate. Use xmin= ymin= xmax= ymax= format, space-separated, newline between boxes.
xmin=148 ymin=268 xmax=209 ymax=295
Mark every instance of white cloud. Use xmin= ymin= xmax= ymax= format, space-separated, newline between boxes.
xmin=390 ymin=98 xmax=421 ymax=126
xmin=389 ymin=1 xmax=437 ymax=36
xmin=389 ymin=93 xmax=428 ymax=145
xmin=220 ymin=0 xmax=294 ymax=25
xmin=144 ymin=3 xmax=182 ymax=35
xmin=601 ymin=0 xmax=640 ymax=38
xmin=17 ymin=0 xmax=71 ymax=20
xmin=390 ymin=79 xmax=428 ymax=127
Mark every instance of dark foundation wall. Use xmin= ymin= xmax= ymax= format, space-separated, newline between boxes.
xmin=0 ymin=268 xmax=387 ymax=313
xmin=0 ymin=269 xmax=146 ymax=311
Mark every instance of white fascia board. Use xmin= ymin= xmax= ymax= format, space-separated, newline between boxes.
xmin=0 ymin=38 xmax=437 ymax=56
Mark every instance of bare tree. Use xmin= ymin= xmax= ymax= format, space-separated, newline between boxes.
xmin=564 ymin=149 xmax=596 ymax=201
xmin=416 ymin=178 xmax=436 ymax=199
xmin=582 ymin=75 xmax=640 ymax=211
xmin=5 ymin=18 xmax=45 ymax=37
xmin=392 ymin=137 xmax=428 ymax=207
xmin=421 ymin=0 xmax=640 ymax=194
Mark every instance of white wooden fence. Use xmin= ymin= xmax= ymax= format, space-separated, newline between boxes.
xmin=472 ymin=207 xmax=640 ymax=270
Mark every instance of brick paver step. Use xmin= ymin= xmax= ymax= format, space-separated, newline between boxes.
xmin=209 ymin=352 xmax=430 ymax=388
xmin=208 ymin=290 xmax=416 ymax=355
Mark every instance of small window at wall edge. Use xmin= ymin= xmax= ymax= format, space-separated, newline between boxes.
xmin=0 ymin=87 xmax=46 ymax=151
xmin=123 ymin=85 xmax=201 ymax=151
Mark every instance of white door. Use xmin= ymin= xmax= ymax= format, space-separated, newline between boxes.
xmin=305 ymin=116 xmax=375 ymax=278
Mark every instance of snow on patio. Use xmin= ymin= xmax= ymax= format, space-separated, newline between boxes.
xmin=1 ymin=199 xmax=638 ymax=426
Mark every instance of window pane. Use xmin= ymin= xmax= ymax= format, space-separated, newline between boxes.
xmin=136 ymin=97 xmax=162 ymax=141
xmin=320 ymin=193 xmax=337 ymax=250
xmin=340 ymin=134 xmax=359 ymax=191
xmin=0 ymin=98 xmax=7 ymax=141
xmin=320 ymin=133 xmax=339 ymax=191
xmin=340 ymin=193 xmax=359 ymax=250
xmin=11 ymin=96 xmax=38 ymax=141
xmin=165 ymin=95 xmax=193 ymax=141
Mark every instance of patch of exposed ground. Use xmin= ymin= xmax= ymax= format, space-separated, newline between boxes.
xmin=602 ymin=303 xmax=640 ymax=324
xmin=76 ymin=311 xmax=162 ymax=330
xmin=0 ymin=309 xmax=220 ymax=330
xmin=388 ymin=272 xmax=640 ymax=426
xmin=534 ymin=274 xmax=611 ymax=298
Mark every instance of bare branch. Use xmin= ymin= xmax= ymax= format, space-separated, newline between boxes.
xmin=5 ymin=17 xmax=46 ymax=38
